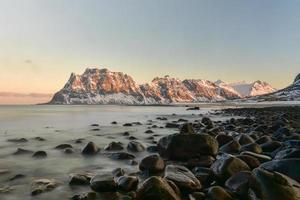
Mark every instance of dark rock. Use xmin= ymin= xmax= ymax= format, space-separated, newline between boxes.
xmin=104 ymin=142 xmax=123 ymax=151
xmin=255 ymin=136 xmax=273 ymax=145
xmin=164 ymin=165 xmax=201 ymax=192
xmin=260 ymin=159 xmax=300 ymax=182
xmin=187 ymin=156 xmax=215 ymax=168
xmin=139 ymin=155 xmax=165 ymax=173
xmin=215 ymin=134 xmax=233 ymax=147
xmin=69 ymin=173 xmax=92 ymax=185
xmin=9 ymin=174 xmax=26 ymax=181
xmin=192 ymin=167 xmax=214 ymax=187
xmin=202 ymin=117 xmax=214 ymax=129
xmin=211 ymin=155 xmax=250 ymax=182
xmin=275 ymin=148 xmax=300 ymax=159
xmin=158 ymin=133 xmax=218 ymax=161
xmin=207 ymin=186 xmax=233 ymax=200
xmin=236 ymin=155 xmax=261 ymax=169
xmin=13 ymin=148 xmax=33 ymax=155
xmin=91 ymin=124 xmax=99 ymax=127
xmin=260 ymin=141 xmax=282 ymax=153
xmin=112 ymin=168 xmax=125 ymax=178
xmin=253 ymin=168 xmax=300 ymax=200
xmin=34 ymin=137 xmax=46 ymax=141
xmin=111 ymin=121 xmax=117 ymax=124
xmin=81 ymin=142 xmax=100 ymax=155
xmin=117 ymin=175 xmax=138 ymax=192
xmin=146 ymin=145 xmax=158 ymax=153
xmin=187 ymin=106 xmax=200 ymax=110
xmin=225 ymin=171 xmax=261 ymax=197
xmin=238 ymin=134 xmax=255 ymax=145
xmin=273 ymin=127 xmax=290 ymax=138
xmin=219 ymin=140 xmax=241 ymax=154
xmin=180 ymin=123 xmax=195 ymax=134
xmin=54 ymin=143 xmax=73 ymax=149
xmin=145 ymin=130 xmax=154 ymax=134
xmin=109 ymin=152 xmax=135 ymax=160
xmin=64 ymin=148 xmax=74 ymax=154
xmin=127 ymin=141 xmax=145 ymax=152
xmin=32 ymin=151 xmax=47 ymax=158
xmin=240 ymin=151 xmax=272 ymax=163
xmin=166 ymin=123 xmax=180 ymax=128
xmin=128 ymin=136 xmax=137 ymax=140
xmin=90 ymin=174 xmax=117 ymax=192
xmin=7 ymin=138 xmax=28 ymax=143
xmin=31 ymin=179 xmax=59 ymax=196
xmin=241 ymin=143 xmax=262 ymax=154
xmin=189 ymin=192 xmax=205 ymax=200
xmin=123 ymin=131 xmax=130 ymax=136
xmin=136 ymin=176 xmax=181 ymax=200
xmin=123 ymin=123 xmax=133 ymax=127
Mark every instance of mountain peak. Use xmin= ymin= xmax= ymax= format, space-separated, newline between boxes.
xmin=294 ymin=73 xmax=300 ymax=84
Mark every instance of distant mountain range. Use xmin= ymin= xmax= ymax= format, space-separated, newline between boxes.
xmin=48 ymin=68 xmax=291 ymax=105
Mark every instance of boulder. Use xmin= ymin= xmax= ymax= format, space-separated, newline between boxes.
xmin=32 ymin=151 xmax=47 ymax=158
xmin=207 ymin=186 xmax=233 ymax=200
xmin=219 ymin=140 xmax=241 ymax=154
xmin=109 ymin=152 xmax=135 ymax=160
xmin=238 ymin=134 xmax=255 ymax=145
xmin=104 ymin=142 xmax=123 ymax=151
xmin=158 ymin=133 xmax=218 ymax=161
xmin=275 ymin=148 xmax=300 ymax=159
xmin=31 ymin=179 xmax=59 ymax=196
xmin=127 ymin=141 xmax=145 ymax=152
xmin=211 ymin=155 xmax=250 ymax=182
xmin=164 ymin=165 xmax=201 ymax=192
xmin=117 ymin=175 xmax=138 ymax=192
xmin=90 ymin=174 xmax=117 ymax=192
xmin=241 ymin=143 xmax=262 ymax=154
xmin=81 ymin=142 xmax=100 ymax=155
xmin=139 ymin=155 xmax=165 ymax=173
xmin=136 ymin=176 xmax=181 ymax=200
xmin=253 ymin=168 xmax=300 ymax=200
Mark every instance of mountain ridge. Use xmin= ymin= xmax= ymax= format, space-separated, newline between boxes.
xmin=48 ymin=68 xmax=281 ymax=105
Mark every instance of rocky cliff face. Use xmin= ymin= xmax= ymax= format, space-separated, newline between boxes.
xmin=49 ymin=68 xmax=278 ymax=104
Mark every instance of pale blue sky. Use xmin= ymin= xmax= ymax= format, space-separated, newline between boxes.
xmin=0 ymin=0 xmax=299 ymax=93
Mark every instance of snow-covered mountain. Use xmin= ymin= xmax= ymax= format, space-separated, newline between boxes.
xmin=257 ymin=74 xmax=300 ymax=101
xmin=229 ymin=80 xmax=276 ymax=97
xmin=49 ymin=68 xmax=277 ymax=104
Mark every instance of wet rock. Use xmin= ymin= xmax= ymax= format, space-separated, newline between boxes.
xmin=238 ymin=134 xmax=255 ymax=145
xmin=166 ymin=122 xmax=180 ymax=128
xmin=241 ymin=143 xmax=262 ymax=154
xmin=189 ymin=192 xmax=205 ymax=200
xmin=158 ymin=133 xmax=218 ymax=161
xmin=111 ymin=121 xmax=117 ymax=124
xmin=187 ymin=106 xmax=200 ymax=110
xmin=215 ymin=134 xmax=233 ymax=147
xmin=236 ymin=155 xmax=261 ymax=169
xmin=13 ymin=148 xmax=33 ymax=155
xmin=219 ymin=140 xmax=241 ymax=154
xmin=180 ymin=123 xmax=195 ymax=134
xmin=32 ymin=151 xmax=47 ymax=158
xmin=75 ymin=138 xmax=84 ymax=144
xmin=253 ymin=168 xmax=300 ymax=200
xmin=260 ymin=159 xmax=300 ymax=182
xmin=104 ymin=142 xmax=123 ymax=151
xmin=71 ymin=192 xmax=97 ymax=200
xmin=240 ymin=151 xmax=272 ymax=163
xmin=34 ymin=137 xmax=46 ymax=141
xmin=128 ymin=136 xmax=137 ymax=140
xmin=273 ymin=127 xmax=290 ymax=138
xmin=90 ymin=174 xmax=117 ymax=192
xmin=139 ymin=155 xmax=165 ymax=173
xmin=81 ymin=142 xmax=100 ymax=155
xmin=123 ymin=123 xmax=133 ymax=127
xmin=7 ymin=138 xmax=28 ymax=143
xmin=225 ymin=171 xmax=261 ymax=197
xmin=54 ymin=143 xmax=73 ymax=149
xmin=164 ymin=165 xmax=201 ymax=192
xmin=123 ymin=131 xmax=130 ymax=136
xmin=117 ymin=175 xmax=138 ymax=192
xmin=112 ymin=168 xmax=125 ymax=177
xmin=145 ymin=129 xmax=154 ymax=134
xmin=31 ymin=179 xmax=59 ymax=196
xmin=260 ymin=141 xmax=282 ymax=153
xmin=146 ymin=145 xmax=158 ymax=153
xmin=192 ymin=167 xmax=214 ymax=187
xmin=136 ymin=176 xmax=181 ymax=200
xmin=211 ymin=155 xmax=250 ymax=182
xmin=69 ymin=173 xmax=92 ymax=185
xmin=64 ymin=148 xmax=74 ymax=154
xmin=187 ymin=156 xmax=215 ymax=168
xmin=207 ymin=186 xmax=233 ymax=200
xmin=127 ymin=141 xmax=145 ymax=152
xmin=255 ymin=136 xmax=273 ymax=145
xmin=109 ymin=152 xmax=135 ymax=160
xmin=275 ymin=148 xmax=300 ymax=159
xmin=9 ymin=174 xmax=26 ymax=181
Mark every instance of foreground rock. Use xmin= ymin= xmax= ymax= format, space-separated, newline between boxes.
xmin=164 ymin=165 xmax=201 ymax=193
xmin=211 ymin=154 xmax=250 ymax=183
xmin=253 ymin=168 xmax=300 ymax=200
xmin=158 ymin=133 xmax=218 ymax=161
xmin=136 ymin=176 xmax=181 ymax=200
xmin=139 ymin=154 xmax=165 ymax=173
xmin=81 ymin=142 xmax=100 ymax=155
xmin=90 ymin=174 xmax=117 ymax=192
xmin=31 ymin=179 xmax=59 ymax=196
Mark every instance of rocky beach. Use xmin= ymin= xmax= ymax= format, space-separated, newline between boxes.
xmin=0 ymin=104 xmax=299 ymax=200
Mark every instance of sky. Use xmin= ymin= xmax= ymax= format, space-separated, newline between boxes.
xmin=0 ymin=0 xmax=299 ymax=101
